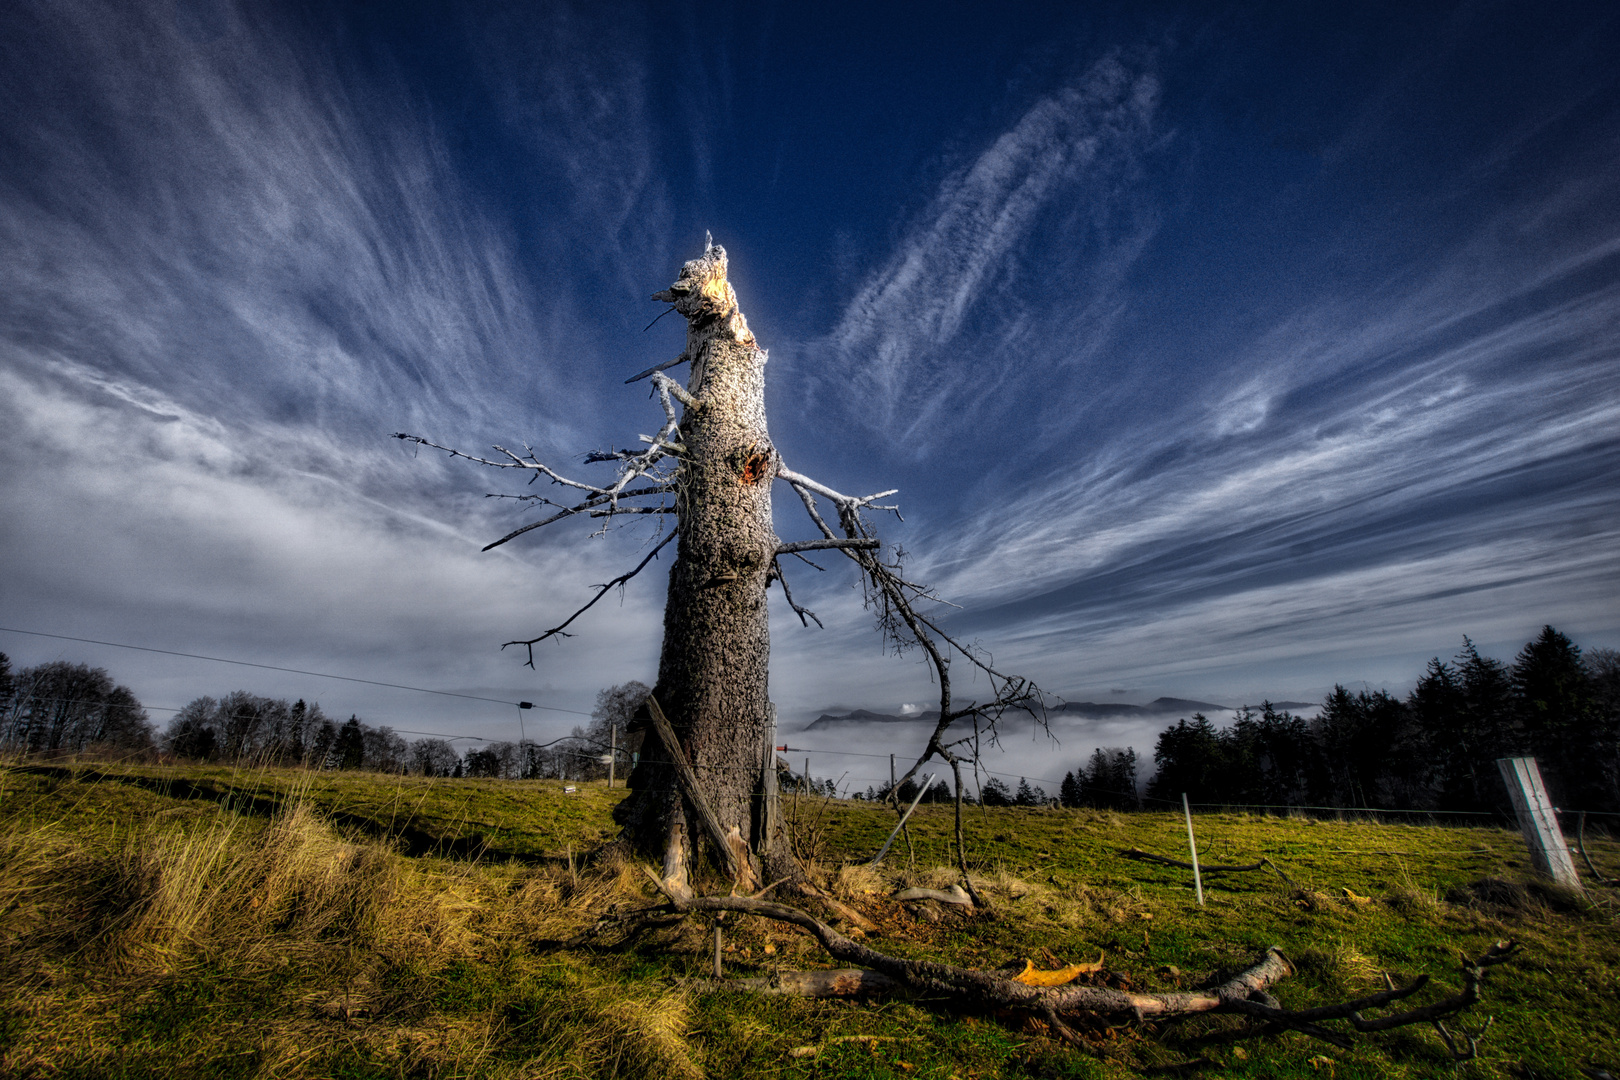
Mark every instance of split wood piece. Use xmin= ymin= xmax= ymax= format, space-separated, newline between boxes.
xmin=1010 ymin=955 xmax=1105 ymax=987
xmin=1121 ymin=847 xmax=1298 ymax=885
xmin=646 ymin=878 xmax=1517 ymax=1050
xmin=646 ymin=695 xmax=757 ymax=890
xmin=802 ymin=885 xmax=880 ymax=933
xmin=895 ymin=885 xmax=973 ymax=907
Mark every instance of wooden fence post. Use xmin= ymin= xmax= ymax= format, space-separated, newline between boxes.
xmin=1496 ymin=756 xmax=1581 ymax=889
xmin=760 ymin=703 xmax=778 ymax=855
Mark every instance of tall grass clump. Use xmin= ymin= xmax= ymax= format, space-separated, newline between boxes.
xmin=0 ymin=771 xmax=709 ymax=1078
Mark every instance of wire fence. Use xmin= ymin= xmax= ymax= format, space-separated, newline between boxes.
xmin=7 ymin=624 xmax=1618 ymax=825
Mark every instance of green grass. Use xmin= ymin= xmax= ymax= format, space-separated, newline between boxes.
xmin=2 ymin=762 xmax=1616 ymax=1079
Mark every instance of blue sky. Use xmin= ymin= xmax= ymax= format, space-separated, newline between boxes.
xmin=2 ymin=0 xmax=1617 ymax=786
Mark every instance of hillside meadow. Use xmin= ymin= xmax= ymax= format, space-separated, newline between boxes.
xmin=1 ymin=762 xmax=1616 ymax=1079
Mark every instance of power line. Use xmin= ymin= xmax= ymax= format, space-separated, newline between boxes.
xmin=0 ymin=626 xmax=591 ymax=717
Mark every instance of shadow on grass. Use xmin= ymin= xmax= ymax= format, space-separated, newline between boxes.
xmin=9 ymin=764 xmax=528 ymax=863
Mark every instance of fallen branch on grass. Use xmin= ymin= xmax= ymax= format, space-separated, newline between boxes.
xmin=895 ymin=885 xmax=973 ymax=907
xmin=645 ymin=870 xmax=1516 ymax=1050
xmin=1120 ymin=847 xmax=1298 ymax=885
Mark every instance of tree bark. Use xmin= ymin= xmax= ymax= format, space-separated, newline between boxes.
xmin=614 ymin=241 xmax=786 ymax=891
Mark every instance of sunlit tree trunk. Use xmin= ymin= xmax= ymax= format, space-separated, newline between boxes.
xmin=612 ymin=242 xmax=784 ymax=891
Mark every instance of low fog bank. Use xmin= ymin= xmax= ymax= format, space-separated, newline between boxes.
xmin=783 ymin=701 xmax=1323 ymax=799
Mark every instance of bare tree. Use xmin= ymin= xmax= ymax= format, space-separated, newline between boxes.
xmin=397 ymin=240 xmax=1515 ymax=1053
xmin=396 ymin=238 xmax=1041 ymax=899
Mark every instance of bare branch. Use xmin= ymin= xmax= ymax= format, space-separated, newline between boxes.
xmin=502 ymin=529 xmax=677 ymax=667
xmin=590 ymin=505 xmax=676 ymax=517
xmin=776 ymin=538 xmax=879 ymax=554
xmin=626 ymin=352 xmax=689 ymax=384
xmin=770 ymin=557 xmax=823 ymax=629
xmin=776 ymin=454 xmax=1052 ymax=891
xmin=652 ymin=370 xmax=703 ymax=410
xmin=644 ymin=696 xmax=754 ymax=889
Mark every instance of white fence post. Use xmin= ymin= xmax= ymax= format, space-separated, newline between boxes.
xmin=1182 ymin=793 xmax=1205 ymax=906
xmin=1496 ymin=756 xmax=1581 ymax=889
xmin=868 ymin=774 xmax=937 ymax=867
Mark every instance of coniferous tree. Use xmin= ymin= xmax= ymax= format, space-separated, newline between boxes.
xmin=1310 ymin=691 xmax=1413 ymax=808
xmin=334 ymin=715 xmax=366 ymax=770
xmin=1059 ymin=770 xmax=1083 ymax=808
xmin=1584 ymin=648 xmax=1620 ymax=810
xmin=1513 ymin=626 xmax=1596 ymax=806
xmin=1146 ymin=714 xmax=1222 ymax=802
xmin=0 ymin=653 xmax=13 ymax=716
xmin=980 ymin=777 xmax=1012 ymax=806
xmin=287 ymin=699 xmax=308 ymax=762
xmin=309 ymin=716 xmax=338 ymax=769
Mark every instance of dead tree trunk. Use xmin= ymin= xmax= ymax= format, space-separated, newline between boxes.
xmin=609 ymin=242 xmax=784 ymax=893
xmin=394 ymin=237 xmax=1039 ymax=901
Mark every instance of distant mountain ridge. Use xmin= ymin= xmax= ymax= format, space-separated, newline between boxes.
xmin=803 ymin=696 xmax=1247 ymax=730
xmin=1052 ymin=697 xmax=1231 ymax=717
xmin=804 ymin=708 xmax=937 ymax=730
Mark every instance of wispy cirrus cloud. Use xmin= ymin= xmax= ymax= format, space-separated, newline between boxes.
xmin=0 ymin=0 xmax=674 ymax=722
xmin=819 ymin=54 xmax=1160 ymax=442
xmin=910 ymin=220 xmax=1620 ymax=699
xmin=0 ymin=0 xmax=577 ymax=456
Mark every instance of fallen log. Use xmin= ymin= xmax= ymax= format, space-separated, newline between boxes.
xmin=644 ymin=867 xmax=1516 ymax=1050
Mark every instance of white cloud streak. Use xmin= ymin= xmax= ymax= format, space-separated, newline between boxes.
xmin=820 ymin=55 xmax=1160 ymax=442
xmin=0 ymin=0 xmax=674 ymax=732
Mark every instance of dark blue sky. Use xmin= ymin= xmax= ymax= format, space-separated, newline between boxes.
xmin=2 ymin=0 xmax=1617 ymax=783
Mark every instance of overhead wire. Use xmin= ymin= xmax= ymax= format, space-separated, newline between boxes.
xmin=0 ymin=626 xmax=591 ymax=716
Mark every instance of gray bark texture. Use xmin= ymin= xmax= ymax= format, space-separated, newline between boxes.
xmin=613 ymin=242 xmax=783 ymax=891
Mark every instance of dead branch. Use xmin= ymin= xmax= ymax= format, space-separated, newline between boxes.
xmin=394 ymin=368 xmax=691 ymax=553
xmin=769 ymin=557 xmax=823 ymax=628
xmin=647 ymin=881 xmax=1516 ymax=1052
xmin=1432 ymin=1015 xmax=1493 ymax=1061
xmin=1577 ymin=812 xmax=1614 ymax=884
xmin=895 ymin=885 xmax=973 ymax=906
xmin=624 ymin=352 xmax=689 ymax=383
xmin=775 ymin=538 xmax=880 ymax=554
xmin=774 ymin=458 xmax=1051 ymax=904
xmin=502 ymin=530 xmax=677 ymax=666
xmin=715 ymin=969 xmax=902 ymax=997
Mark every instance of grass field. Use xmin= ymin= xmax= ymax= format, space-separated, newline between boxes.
xmin=2 ymin=761 xmax=1616 ymax=1079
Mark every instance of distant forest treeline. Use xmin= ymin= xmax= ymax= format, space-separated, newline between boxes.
xmin=4 ymin=626 xmax=1615 ymax=815
xmin=0 ymin=656 xmax=645 ymax=781
xmin=1060 ymin=627 xmax=1619 ymax=815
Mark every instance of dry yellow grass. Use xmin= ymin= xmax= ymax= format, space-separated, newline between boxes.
xmin=3 ymin=764 xmax=1618 ymax=1078
xmin=0 ymin=777 xmax=701 ymax=1079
